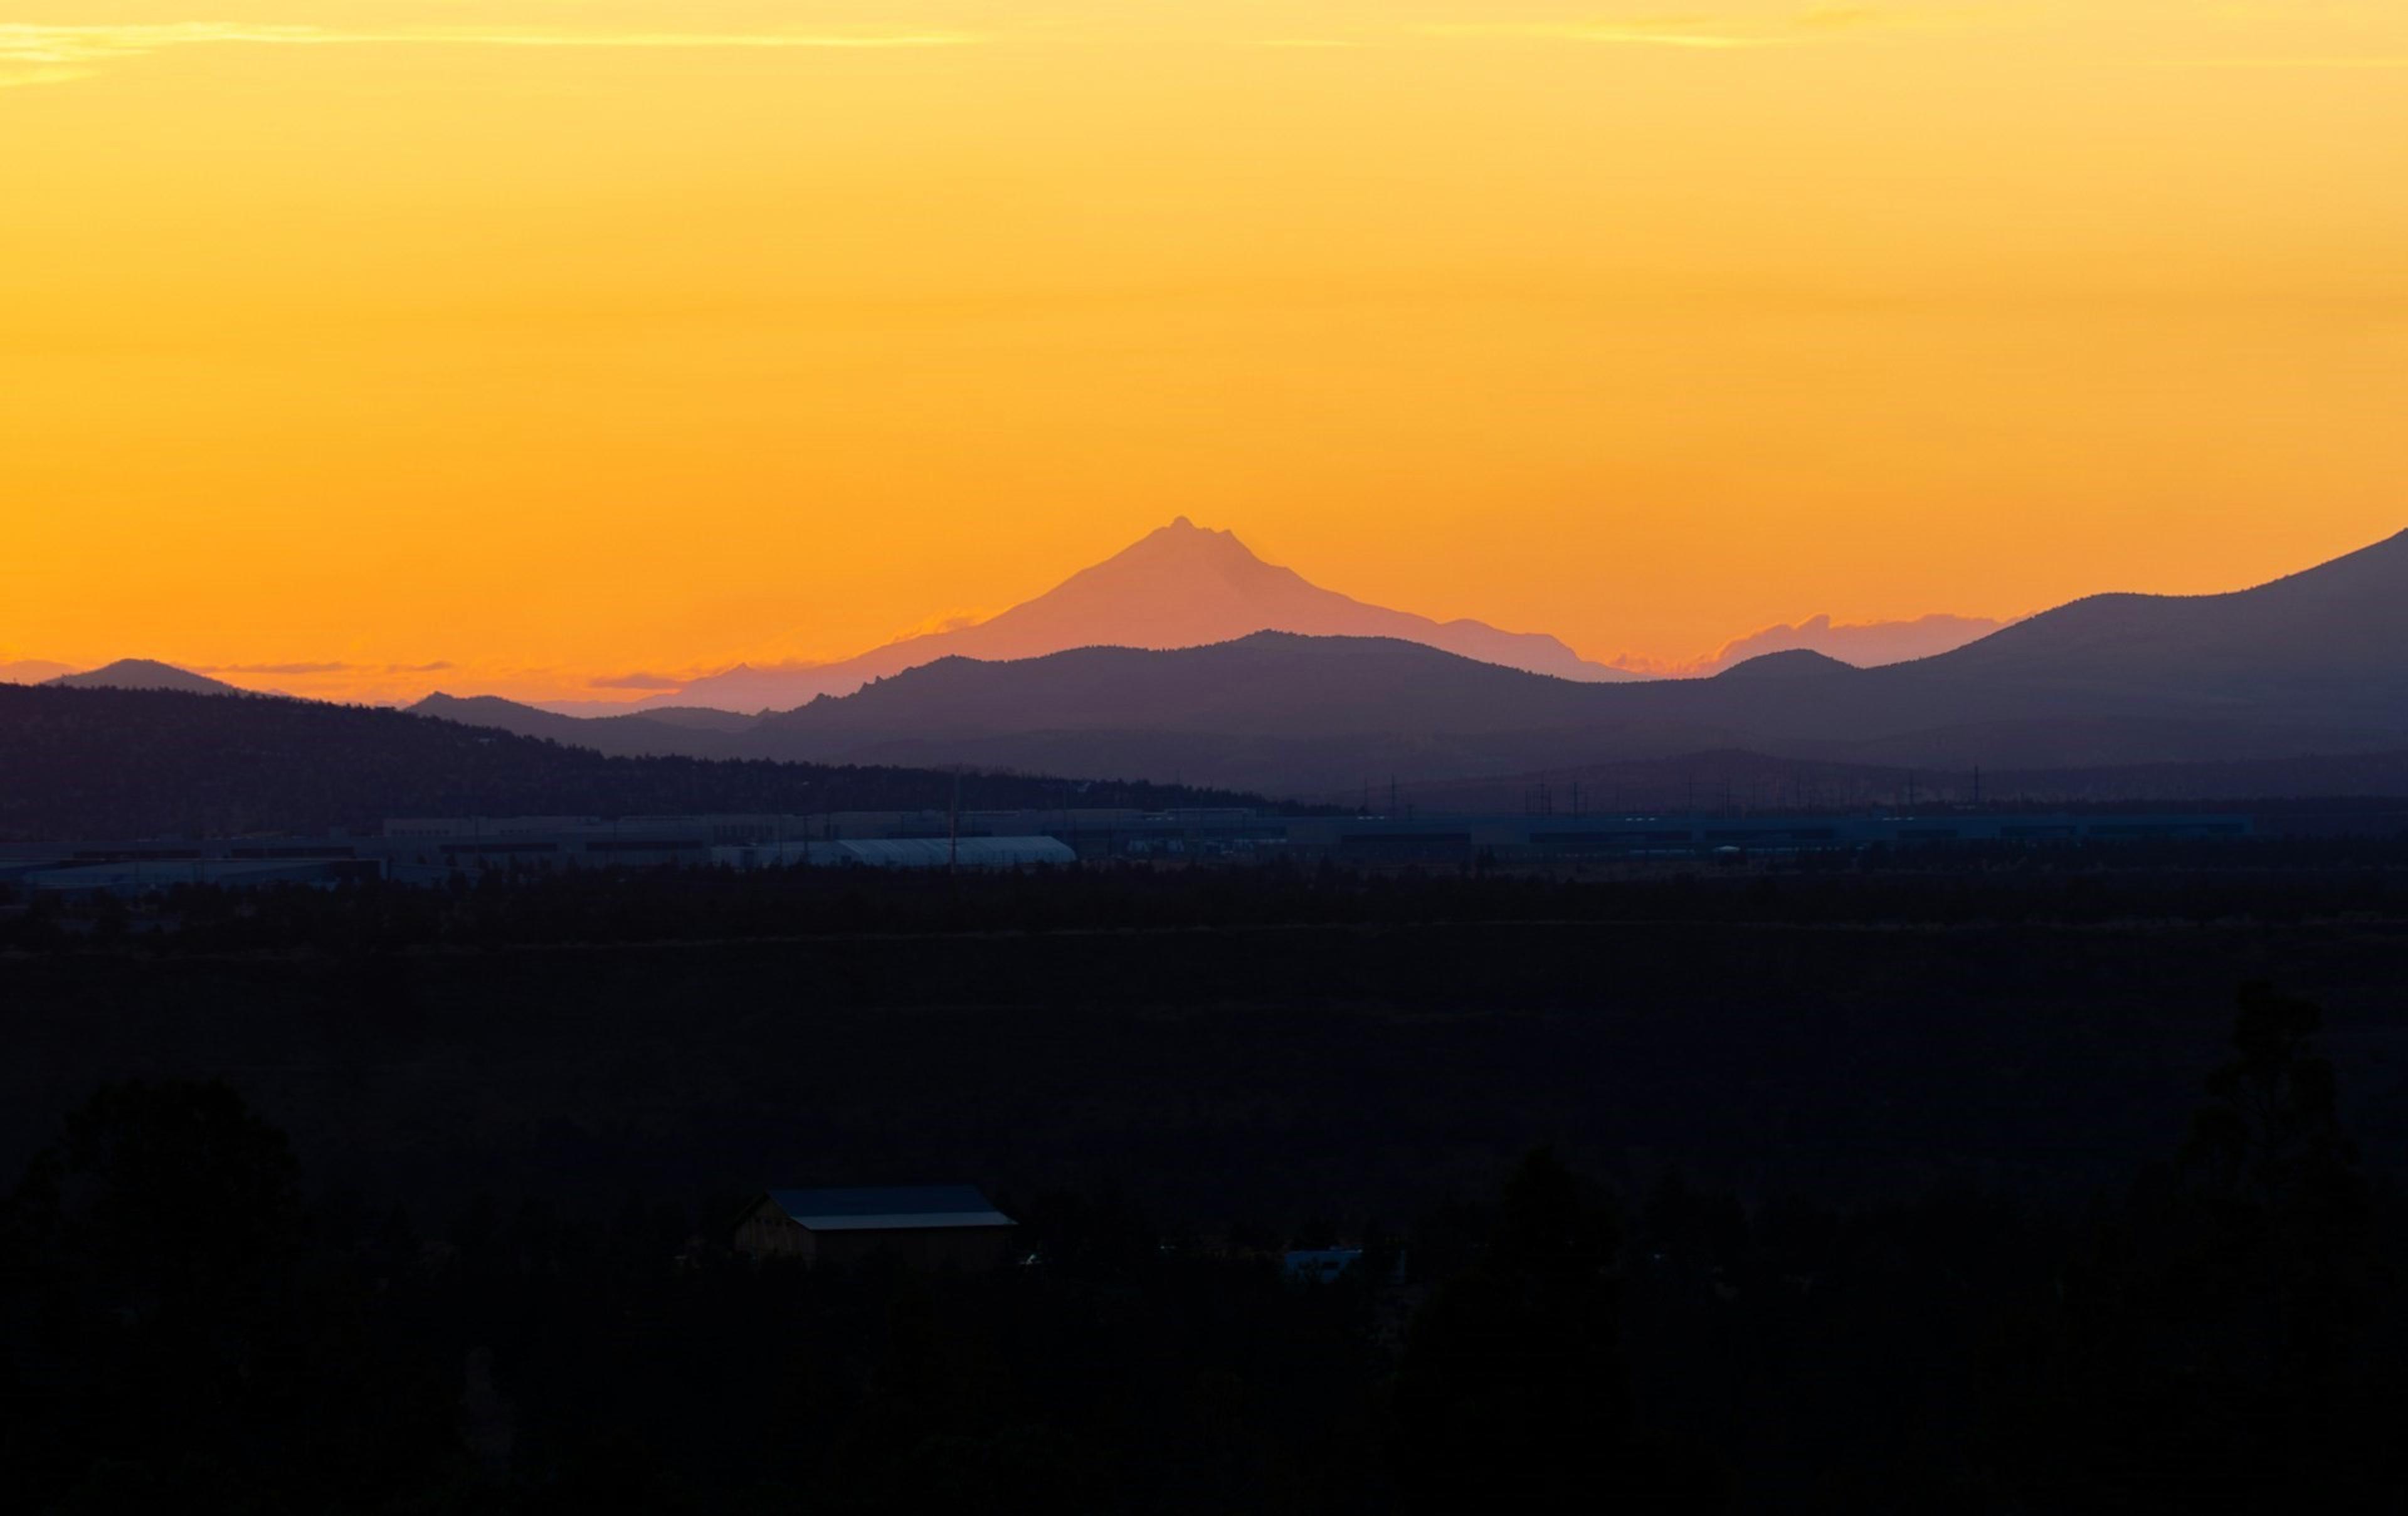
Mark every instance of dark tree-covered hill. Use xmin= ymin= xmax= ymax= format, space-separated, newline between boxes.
xmin=0 ymin=685 xmax=1261 ymax=841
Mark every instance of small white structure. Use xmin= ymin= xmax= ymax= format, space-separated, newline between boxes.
xmin=713 ymin=836 xmax=1075 ymax=871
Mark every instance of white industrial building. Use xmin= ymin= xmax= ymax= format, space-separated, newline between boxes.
xmin=714 ymin=836 xmax=1076 ymax=871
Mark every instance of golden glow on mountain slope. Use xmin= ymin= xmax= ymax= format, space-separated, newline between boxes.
xmin=3 ymin=3 xmax=2404 ymax=702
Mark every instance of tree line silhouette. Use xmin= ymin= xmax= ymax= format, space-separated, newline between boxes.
xmin=9 ymin=834 xmax=2408 ymax=955
xmin=6 ymin=983 xmax=2401 ymax=1512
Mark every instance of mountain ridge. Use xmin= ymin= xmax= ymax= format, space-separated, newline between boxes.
xmin=406 ymin=693 xmax=758 ymax=759
xmin=1654 ymin=611 xmax=2008 ymax=676
xmin=45 ymin=658 xmax=248 ymax=697
xmin=717 ymin=527 xmax=2408 ymax=792
xmin=48 ymin=526 xmax=2408 ymax=802
xmin=0 ymin=684 xmax=1262 ymax=841
xmin=637 ymin=517 xmax=1637 ymax=711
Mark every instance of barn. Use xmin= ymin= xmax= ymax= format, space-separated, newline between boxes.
xmin=734 ymin=1185 xmax=1017 ymax=1271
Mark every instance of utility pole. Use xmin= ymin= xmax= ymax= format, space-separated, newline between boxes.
xmin=948 ymin=767 xmax=960 ymax=876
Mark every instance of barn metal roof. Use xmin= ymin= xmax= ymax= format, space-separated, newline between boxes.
xmin=765 ymin=1186 xmax=1015 ymax=1232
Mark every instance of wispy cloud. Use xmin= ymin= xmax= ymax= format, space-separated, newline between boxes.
xmin=2147 ymin=56 xmax=2408 ymax=68
xmin=589 ymin=670 xmax=687 ymax=690
xmin=881 ymin=610 xmax=984 ymax=645
xmin=193 ymin=660 xmax=352 ymax=675
xmin=1795 ymin=6 xmax=1894 ymax=31
xmin=0 ymin=21 xmax=978 ymax=88
xmin=1417 ymin=21 xmax=1779 ymax=49
xmin=192 ymin=659 xmax=458 ymax=676
xmin=1413 ymin=6 xmax=2014 ymax=49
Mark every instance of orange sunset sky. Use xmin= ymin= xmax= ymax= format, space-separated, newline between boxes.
xmin=3 ymin=2 xmax=2405 ymax=703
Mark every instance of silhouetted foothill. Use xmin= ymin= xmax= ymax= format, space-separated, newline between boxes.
xmin=0 ymin=683 xmax=1258 ymax=841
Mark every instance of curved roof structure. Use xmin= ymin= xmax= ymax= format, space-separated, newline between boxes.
xmin=763 ymin=1186 xmax=1015 ymax=1233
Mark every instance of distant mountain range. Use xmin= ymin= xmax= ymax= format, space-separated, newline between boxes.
xmin=392 ymin=525 xmax=2408 ymax=798
xmin=17 ymin=519 xmax=2010 ymax=709
xmin=28 ymin=525 xmax=2408 ymax=805
xmin=588 ymin=517 xmax=1637 ymax=712
xmin=43 ymin=658 xmax=248 ymax=696
xmin=14 ymin=677 xmax=2408 ymax=845
xmin=408 ymin=693 xmax=760 ymax=760
xmin=1649 ymin=611 xmax=2010 ymax=678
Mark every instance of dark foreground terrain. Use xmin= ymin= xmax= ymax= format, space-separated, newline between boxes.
xmin=6 ymin=848 xmax=2408 ymax=1511
xmin=0 ymin=683 xmax=1260 ymax=842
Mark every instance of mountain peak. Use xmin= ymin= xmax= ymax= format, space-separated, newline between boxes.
xmin=46 ymin=658 xmax=244 ymax=696
xmin=1713 ymin=648 xmax=1859 ymax=681
xmin=645 ymin=518 xmax=1634 ymax=710
xmin=1132 ymin=514 xmax=1247 ymax=552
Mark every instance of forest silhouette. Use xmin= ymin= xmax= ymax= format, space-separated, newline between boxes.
xmin=9 ymin=855 xmax=2408 ymax=1510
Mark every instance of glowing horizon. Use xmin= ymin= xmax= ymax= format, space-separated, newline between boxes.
xmin=5 ymin=2 xmax=2405 ymax=704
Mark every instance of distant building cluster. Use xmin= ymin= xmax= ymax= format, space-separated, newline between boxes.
xmin=726 ymin=1185 xmax=1386 ymax=1283
xmin=0 ymin=806 xmax=2255 ymax=899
